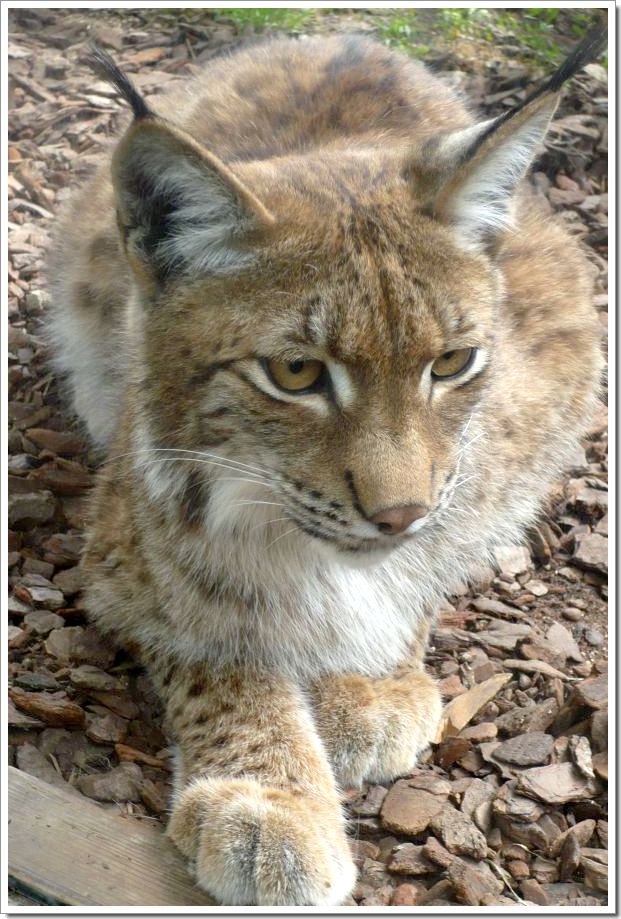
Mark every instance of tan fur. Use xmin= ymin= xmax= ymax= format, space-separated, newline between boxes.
xmin=48 ymin=35 xmax=603 ymax=905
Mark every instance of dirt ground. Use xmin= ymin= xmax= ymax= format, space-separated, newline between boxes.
xmin=8 ymin=7 xmax=608 ymax=908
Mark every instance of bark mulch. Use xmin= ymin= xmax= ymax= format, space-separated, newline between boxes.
xmin=7 ymin=8 xmax=608 ymax=908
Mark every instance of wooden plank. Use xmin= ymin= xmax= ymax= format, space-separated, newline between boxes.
xmin=8 ymin=766 xmax=215 ymax=906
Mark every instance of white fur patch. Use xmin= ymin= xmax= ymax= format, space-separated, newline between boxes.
xmin=441 ymin=105 xmax=555 ymax=249
xmin=326 ymin=360 xmax=355 ymax=408
xmin=130 ymin=149 xmax=256 ymax=275
xmin=46 ymin=284 xmax=137 ymax=448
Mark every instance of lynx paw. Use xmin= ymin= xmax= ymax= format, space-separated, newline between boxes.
xmin=313 ymin=670 xmax=442 ymax=788
xmin=168 ymin=777 xmax=356 ymax=905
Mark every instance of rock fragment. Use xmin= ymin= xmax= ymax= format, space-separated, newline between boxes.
xmin=572 ymin=532 xmax=607 ymax=575
xmin=493 ymin=545 xmax=531 ymax=576
xmin=447 ymin=857 xmax=503 ymax=905
xmin=430 ymin=804 xmax=488 ymax=860
xmin=19 ymin=582 xmax=65 ymax=610
xmin=516 ymin=762 xmax=601 ymax=805
xmin=8 ymin=697 xmax=44 ymax=729
xmin=435 ymin=673 xmax=511 ymax=741
xmin=546 ymin=622 xmax=583 ymax=663
xmin=139 ymin=777 xmax=169 ymax=816
xmin=380 ymin=781 xmax=445 ymax=836
xmin=387 ymin=843 xmax=436 ymax=875
xmin=45 ymin=626 xmax=116 ymax=667
xmin=23 ymin=610 xmax=65 ymax=635
xmin=16 ymin=742 xmax=80 ymax=794
xmin=9 ymin=688 xmax=85 ymax=727
xmin=390 ymin=883 xmax=423 ymax=906
xmin=407 ymin=772 xmax=452 ymax=796
xmin=559 ymin=832 xmax=582 ymax=881
xmin=520 ymin=878 xmax=551 ymax=905
xmin=9 ymin=490 xmax=57 ymax=526
xmin=574 ymin=672 xmax=607 ymax=710
xmin=8 ymin=626 xmax=27 ymax=649
xmin=493 ymin=731 xmax=554 ymax=767
xmin=13 ymin=671 xmax=60 ymax=692
xmin=568 ymin=735 xmax=595 ymax=778
xmin=69 ymin=664 xmax=123 ymax=693
xmin=422 ymin=836 xmax=454 ymax=868
xmin=495 ymin=698 xmax=559 ymax=736
xmin=551 ymin=819 xmax=596 ymax=857
xmin=52 ymin=565 xmax=83 ymax=597
xmin=581 ymin=848 xmax=607 ymax=893
xmin=459 ymin=721 xmax=497 ymax=742
xmin=85 ymin=710 xmax=128 ymax=744
xmin=77 ymin=762 xmax=143 ymax=802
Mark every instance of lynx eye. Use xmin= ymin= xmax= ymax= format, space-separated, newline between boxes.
xmin=431 ymin=348 xmax=475 ymax=380
xmin=264 ymin=358 xmax=325 ymax=393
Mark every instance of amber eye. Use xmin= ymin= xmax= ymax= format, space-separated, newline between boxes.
xmin=431 ymin=348 xmax=475 ymax=380
xmin=264 ymin=358 xmax=325 ymax=393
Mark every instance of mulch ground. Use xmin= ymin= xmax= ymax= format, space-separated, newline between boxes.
xmin=7 ymin=8 xmax=608 ymax=908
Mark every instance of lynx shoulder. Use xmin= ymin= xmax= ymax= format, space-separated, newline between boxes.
xmin=47 ymin=28 xmax=605 ymax=906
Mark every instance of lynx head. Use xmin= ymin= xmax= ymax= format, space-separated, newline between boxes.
xmin=90 ymin=31 xmax=603 ymax=565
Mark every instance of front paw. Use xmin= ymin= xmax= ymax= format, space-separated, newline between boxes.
xmin=168 ymin=777 xmax=356 ymax=905
xmin=314 ymin=671 xmax=442 ymax=788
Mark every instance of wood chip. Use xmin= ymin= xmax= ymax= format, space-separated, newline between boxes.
xmin=434 ymin=673 xmax=511 ymax=742
xmin=9 ymin=688 xmax=85 ymax=728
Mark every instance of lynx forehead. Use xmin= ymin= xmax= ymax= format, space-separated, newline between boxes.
xmin=47 ymin=27 xmax=604 ymax=905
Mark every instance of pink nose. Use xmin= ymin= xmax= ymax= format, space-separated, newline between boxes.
xmin=370 ymin=503 xmax=429 ymax=536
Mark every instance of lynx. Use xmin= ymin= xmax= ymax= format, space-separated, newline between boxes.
xmin=48 ymin=28 xmax=604 ymax=906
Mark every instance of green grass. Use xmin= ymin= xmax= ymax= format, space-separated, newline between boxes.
xmin=193 ymin=7 xmax=606 ymax=70
xmin=213 ymin=7 xmax=314 ymax=32
xmin=374 ymin=7 xmax=602 ymax=67
xmin=375 ymin=11 xmax=433 ymax=59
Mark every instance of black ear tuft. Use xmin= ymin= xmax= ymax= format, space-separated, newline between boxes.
xmin=85 ymin=44 xmax=153 ymax=120
xmin=542 ymin=19 xmax=607 ymax=95
xmin=465 ymin=17 xmax=607 ymax=159
xmin=511 ymin=17 xmax=608 ymax=117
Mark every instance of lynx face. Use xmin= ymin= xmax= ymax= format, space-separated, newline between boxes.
xmin=139 ymin=196 xmax=500 ymax=560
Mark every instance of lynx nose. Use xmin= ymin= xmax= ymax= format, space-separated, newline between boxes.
xmin=370 ymin=503 xmax=429 ymax=536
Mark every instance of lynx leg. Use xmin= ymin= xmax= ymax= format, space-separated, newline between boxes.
xmin=309 ymin=661 xmax=442 ymax=788
xmin=159 ymin=663 xmax=356 ymax=906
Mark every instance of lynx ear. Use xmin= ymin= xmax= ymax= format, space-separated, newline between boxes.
xmin=425 ymin=94 xmax=558 ymax=249
xmin=415 ymin=21 xmax=607 ymax=250
xmin=86 ymin=46 xmax=274 ymax=286
xmin=112 ymin=120 xmax=275 ymax=283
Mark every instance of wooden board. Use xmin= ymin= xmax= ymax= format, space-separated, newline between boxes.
xmin=8 ymin=766 xmax=216 ymax=906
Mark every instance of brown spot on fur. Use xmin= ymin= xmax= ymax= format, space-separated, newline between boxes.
xmin=188 ymin=678 xmax=207 ymax=697
xmin=162 ymin=664 xmax=176 ymax=687
xmin=179 ymin=471 xmax=209 ymax=527
xmin=189 ymin=360 xmax=233 ymax=387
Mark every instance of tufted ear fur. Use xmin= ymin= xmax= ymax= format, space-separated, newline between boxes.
xmin=426 ymin=93 xmax=558 ymax=250
xmin=411 ymin=21 xmax=607 ymax=251
xmin=86 ymin=46 xmax=274 ymax=287
xmin=112 ymin=120 xmax=275 ymax=285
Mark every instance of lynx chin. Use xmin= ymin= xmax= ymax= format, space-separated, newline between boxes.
xmin=48 ymin=28 xmax=604 ymax=906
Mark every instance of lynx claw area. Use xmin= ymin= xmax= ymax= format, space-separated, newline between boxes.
xmin=314 ymin=671 xmax=443 ymax=789
xmin=169 ymin=777 xmax=356 ymax=906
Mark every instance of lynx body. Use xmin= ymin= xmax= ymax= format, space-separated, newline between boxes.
xmin=49 ymin=34 xmax=603 ymax=906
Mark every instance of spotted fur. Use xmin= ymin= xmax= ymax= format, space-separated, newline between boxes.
xmin=48 ymin=32 xmax=604 ymax=906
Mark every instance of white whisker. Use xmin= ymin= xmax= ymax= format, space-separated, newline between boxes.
xmin=131 ymin=455 xmax=270 ymax=481
xmin=266 ymin=525 xmax=301 ymax=550
xmin=231 ymin=501 xmax=285 ymax=509
xmin=103 ymin=446 xmax=270 ymax=477
xmin=249 ymin=517 xmax=291 ymax=532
